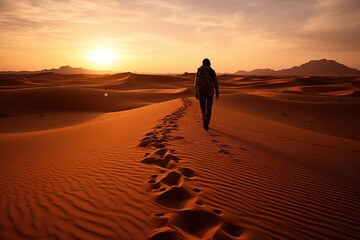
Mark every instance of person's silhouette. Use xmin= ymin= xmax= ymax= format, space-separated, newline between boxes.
xmin=194 ymin=58 xmax=219 ymax=130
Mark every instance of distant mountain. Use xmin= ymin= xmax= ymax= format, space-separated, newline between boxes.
xmin=235 ymin=59 xmax=360 ymax=76
xmin=235 ymin=68 xmax=276 ymax=75
xmin=0 ymin=66 xmax=115 ymax=75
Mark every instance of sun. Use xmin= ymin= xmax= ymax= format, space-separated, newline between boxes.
xmin=90 ymin=48 xmax=117 ymax=65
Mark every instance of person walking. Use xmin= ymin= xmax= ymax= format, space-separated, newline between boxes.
xmin=194 ymin=58 xmax=219 ymax=130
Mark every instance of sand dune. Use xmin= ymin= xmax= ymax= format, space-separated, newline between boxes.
xmin=0 ymin=73 xmax=359 ymax=239
xmin=219 ymin=92 xmax=360 ymax=140
xmin=0 ymin=99 xmax=184 ymax=239
xmin=0 ymin=73 xmax=192 ymax=133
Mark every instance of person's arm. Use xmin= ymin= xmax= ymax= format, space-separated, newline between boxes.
xmin=213 ymin=70 xmax=219 ymax=99
xmin=194 ymin=70 xmax=199 ymax=99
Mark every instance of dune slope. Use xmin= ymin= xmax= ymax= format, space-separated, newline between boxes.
xmin=137 ymin=97 xmax=360 ymax=239
xmin=0 ymin=99 xmax=182 ymax=240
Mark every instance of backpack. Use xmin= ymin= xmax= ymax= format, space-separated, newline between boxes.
xmin=197 ymin=68 xmax=214 ymax=96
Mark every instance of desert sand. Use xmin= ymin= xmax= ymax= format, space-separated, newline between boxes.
xmin=0 ymin=73 xmax=359 ymax=239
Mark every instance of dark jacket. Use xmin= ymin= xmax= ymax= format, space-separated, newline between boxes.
xmin=194 ymin=65 xmax=219 ymax=97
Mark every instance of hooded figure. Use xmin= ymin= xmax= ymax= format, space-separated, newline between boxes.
xmin=194 ymin=58 xmax=219 ymax=130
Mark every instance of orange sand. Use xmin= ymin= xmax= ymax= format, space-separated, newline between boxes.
xmin=0 ymin=73 xmax=359 ymax=239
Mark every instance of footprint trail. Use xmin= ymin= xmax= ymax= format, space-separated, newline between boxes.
xmin=138 ymin=98 xmax=244 ymax=240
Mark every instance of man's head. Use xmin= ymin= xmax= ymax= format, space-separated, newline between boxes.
xmin=202 ymin=58 xmax=211 ymax=66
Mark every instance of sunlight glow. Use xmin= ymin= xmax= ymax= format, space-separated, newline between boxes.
xmin=90 ymin=48 xmax=117 ymax=65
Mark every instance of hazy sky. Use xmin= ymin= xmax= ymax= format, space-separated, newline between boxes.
xmin=0 ymin=0 xmax=359 ymax=73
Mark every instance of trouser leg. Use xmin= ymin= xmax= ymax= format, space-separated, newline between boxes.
xmin=199 ymin=94 xmax=207 ymax=122
xmin=206 ymin=95 xmax=214 ymax=126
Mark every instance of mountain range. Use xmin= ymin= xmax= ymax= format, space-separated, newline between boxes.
xmin=0 ymin=59 xmax=359 ymax=76
xmin=235 ymin=59 xmax=360 ymax=76
xmin=0 ymin=65 xmax=115 ymax=75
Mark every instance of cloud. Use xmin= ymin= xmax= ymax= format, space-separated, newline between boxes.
xmin=296 ymin=0 xmax=360 ymax=51
xmin=0 ymin=0 xmax=359 ymax=71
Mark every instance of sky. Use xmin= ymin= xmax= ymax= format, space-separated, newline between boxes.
xmin=0 ymin=0 xmax=359 ymax=73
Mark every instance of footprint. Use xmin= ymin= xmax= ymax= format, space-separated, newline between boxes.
xmin=139 ymin=139 xmax=152 ymax=147
xmin=151 ymin=183 xmax=162 ymax=190
xmin=142 ymin=157 xmax=170 ymax=168
xmin=154 ymin=139 xmax=166 ymax=144
xmin=164 ymin=153 xmax=180 ymax=161
xmin=160 ymin=171 xmax=183 ymax=186
xmin=160 ymin=137 xmax=169 ymax=142
xmin=171 ymin=209 xmax=221 ymax=238
xmin=152 ymin=143 xmax=166 ymax=149
xmin=179 ymin=167 xmax=195 ymax=178
xmin=195 ymin=200 xmax=203 ymax=206
xmin=173 ymin=136 xmax=184 ymax=140
xmin=142 ymin=157 xmax=159 ymax=164
xmin=219 ymin=149 xmax=231 ymax=154
xmin=220 ymin=221 xmax=244 ymax=238
xmin=162 ymin=129 xmax=171 ymax=135
xmin=140 ymin=136 xmax=152 ymax=142
xmin=155 ymin=148 xmax=168 ymax=157
xmin=193 ymin=188 xmax=201 ymax=193
xmin=213 ymin=209 xmax=222 ymax=215
xmin=155 ymin=186 xmax=195 ymax=209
